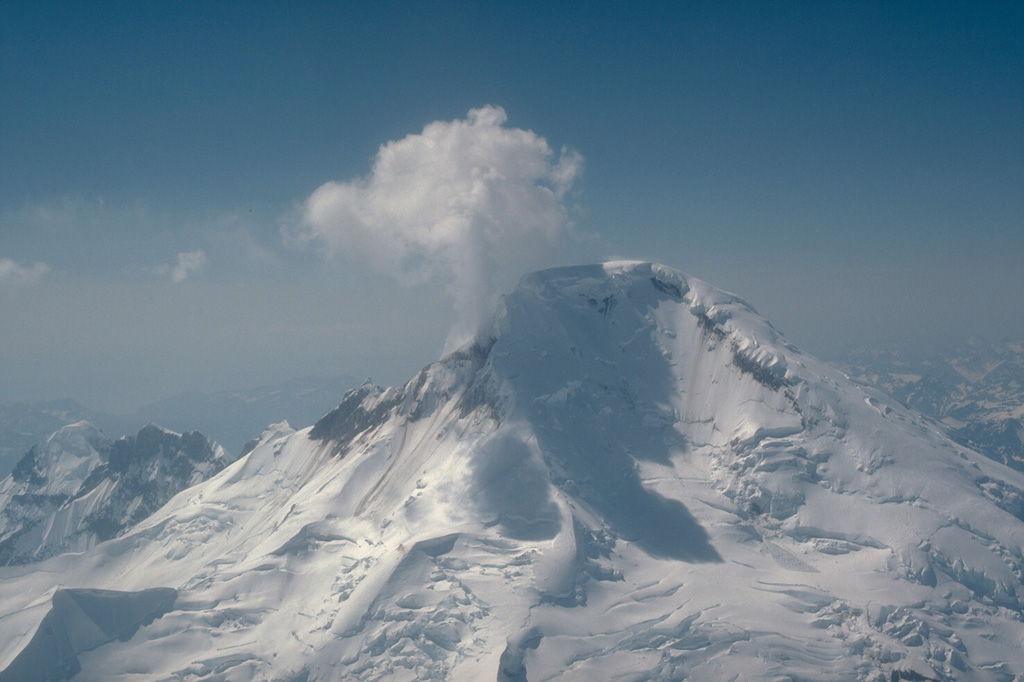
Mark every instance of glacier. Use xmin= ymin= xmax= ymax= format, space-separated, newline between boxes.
xmin=2 ymin=262 xmax=1024 ymax=681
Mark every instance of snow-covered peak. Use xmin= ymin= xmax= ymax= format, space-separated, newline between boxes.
xmin=497 ymin=261 xmax=790 ymax=375
xmin=481 ymin=262 xmax=800 ymax=455
xmin=8 ymin=421 xmax=107 ymax=497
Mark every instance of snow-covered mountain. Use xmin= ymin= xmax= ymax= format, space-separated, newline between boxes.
xmin=3 ymin=262 xmax=1024 ymax=681
xmin=0 ymin=422 xmax=232 ymax=566
xmin=834 ymin=341 xmax=1024 ymax=472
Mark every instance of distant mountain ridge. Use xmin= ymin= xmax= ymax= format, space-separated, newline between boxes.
xmin=125 ymin=375 xmax=357 ymax=456
xmin=0 ymin=376 xmax=355 ymax=477
xmin=834 ymin=340 xmax=1024 ymax=471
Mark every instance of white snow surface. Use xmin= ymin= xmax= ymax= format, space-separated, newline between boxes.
xmin=3 ymin=262 xmax=1024 ymax=681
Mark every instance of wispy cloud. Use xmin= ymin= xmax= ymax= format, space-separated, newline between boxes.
xmin=172 ymin=250 xmax=208 ymax=282
xmin=202 ymin=211 xmax=280 ymax=270
xmin=153 ymin=250 xmax=208 ymax=283
xmin=288 ymin=105 xmax=583 ymax=348
xmin=0 ymin=258 xmax=51 ymax=286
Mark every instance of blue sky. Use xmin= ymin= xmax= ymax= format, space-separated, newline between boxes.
xmin=1 ymin=1 xmax=1022 ymax=412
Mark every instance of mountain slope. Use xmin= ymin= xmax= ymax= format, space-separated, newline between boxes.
xmin=2 ymin=262 xmax=1024 ymax=681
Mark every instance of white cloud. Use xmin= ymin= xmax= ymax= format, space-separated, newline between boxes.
xmin=0 ymin=258 xmax=50 ymax=286
xmin=289 ymin=105 xmax=583 ymax=348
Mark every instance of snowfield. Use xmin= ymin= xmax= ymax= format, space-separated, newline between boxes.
xmin=2 ymin=262 xmax=1024 ymax=681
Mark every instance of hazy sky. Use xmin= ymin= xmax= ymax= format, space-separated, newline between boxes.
xmin=2 ymin=1 xmax=1021 ymax=413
